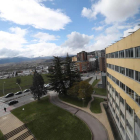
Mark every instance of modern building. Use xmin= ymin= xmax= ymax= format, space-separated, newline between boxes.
xmin=99 ymin=57 xmax=106 ymax=72
xmin=72 ymin=56 xmax=77 ymax=62
xmin=77 ymin=51 xmax=87 ymax=61
xmin=106 ymin=28 xmax=140 ymax=140
xmin=75 ymin=61 xmax=89 ymax=72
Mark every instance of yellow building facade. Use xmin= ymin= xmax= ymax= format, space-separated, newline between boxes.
xmin=106 ymin=28 xmax=140 ymax=140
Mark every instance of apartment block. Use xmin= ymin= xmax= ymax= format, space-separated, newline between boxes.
xmin=106 ymin=28 xmax=140 ymax=140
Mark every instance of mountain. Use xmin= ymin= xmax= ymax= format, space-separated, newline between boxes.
xmin=0 ymin=56 xmax=53 ymax=64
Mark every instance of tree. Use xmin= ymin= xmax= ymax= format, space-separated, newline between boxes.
xmin=31 ymin=70 xmax=45 ymax=100
xmin=65 ymin=53 xmax=81 ymax=87
xmin=47 ymin=56 xmax=67 ymax=96
xmin=68 ymin=81 xmax=93 ymax=100
xmin=16 ymin=77 xmax=21 ymax=85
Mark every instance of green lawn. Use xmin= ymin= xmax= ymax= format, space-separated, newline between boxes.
xmin=12 ymin=97 xmax=91 ymax=140
xmin=0 ymin=74 xmax=49 ymax=97
xmin=0 ymin=130 xmax=4 ymax=140
xmin=59 ymin=96 xmax=91 ymax=107
xmin=94 ymin=88 xmax=107 ymax=96
xmin=92 ymin=79 xmax=100 ymax=87
xmin=90 ymin=97 xmax=104 ymax=113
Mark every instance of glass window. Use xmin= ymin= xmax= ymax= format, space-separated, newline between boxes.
xmin=126 ymin=119 xmax=133 ymax=133
xmin=120 ymin=122 xmax=125 ymax=134
xmin=135 ymin=115 xmax=140 ymax=128
xmin=120 ymin=82 xmax=125 ymax=91
xmin=126 ymin=86 xmax=134 ymax=99
xmin=120 ymin=110 xmax=124 ymax=120
xmin=135 ymin=92 xmax=140 ymax=106
xmin=116 ymin=79 xmax=119 ymax=86
xmin=115 ymin=91 xmax=118 ymax=97
xmin=120 ymin=67 xmax=125 ymax=75
xmin=116 ymin=114 xmax=119 ymax=122
xmin=115 ymin=51 xmax=118 ymax=58
xmin=111 ymin=53 xmax=115 ymax=58
xmin=115 ymin=65 xmax=119 ymax=72
xmin=135 ymin=71 xmax=140 ymax=82
xmin=126 ymin=68 xmax=134 ymax=79
xmin=119 ymin=50 xmax=124 ymax=58
xmin=120 ymin=96 xmax=124 ymax=105
xmin=125 ymin=48 xmax=133 ymax=58
xmin=126 ymin=103 xmax=133 ymax=116
xmin=112 ymin=65 xmax=114 ymax=70
xmin=135 ymin=46 xmax=140 ymax=57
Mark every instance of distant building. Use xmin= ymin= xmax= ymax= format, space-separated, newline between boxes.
xmin=75 ymin=61 xmax=89 ymax=72
xmin=99 ymin=57 xmax=106 ymax=72
xmin=77 ymin=51 xmax=87 ymax=61
xmin=72 ymin=56 xmax=77 ymax=62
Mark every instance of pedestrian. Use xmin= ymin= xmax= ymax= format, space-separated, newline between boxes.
xmin=4 ymin=107 xmax=6 ymax=112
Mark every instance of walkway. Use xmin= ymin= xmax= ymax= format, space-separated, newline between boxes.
xmin=50 ymin=91 xmax=108 ymax=140
xmin=0 ymin=114 xmax=35 ymax=140
xmin=92 ymin=94 xmax=107 ymax=99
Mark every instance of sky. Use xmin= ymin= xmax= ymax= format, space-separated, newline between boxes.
xmin=0 ymin=0 xmax=140 ymax=58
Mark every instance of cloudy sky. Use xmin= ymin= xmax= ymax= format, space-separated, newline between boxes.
xmin=0 ymin=0 xmax=140 ymax=58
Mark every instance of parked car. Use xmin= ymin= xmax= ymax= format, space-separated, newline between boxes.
xmin=5 ymin=93 xmax=14 ymax=98
xmin=23 ymin=89 xmax=30 ymax=93
xmin=44 ymin=83 xmax=52 ymax=89
xmin=15 ymin=91 xmax=22 ymax=95
xmin=8 ymin=100 xmax=18 ymax=105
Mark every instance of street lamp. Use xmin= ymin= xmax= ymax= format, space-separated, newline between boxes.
xmin=82 ymin=98 xmax=84 ymax=107
xmin=3 ymin=81 xmax=5 ymax=95
xmin=16 ymin=83 xmax=22 ymax=91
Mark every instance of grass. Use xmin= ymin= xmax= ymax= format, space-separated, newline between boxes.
xmin=0 ymin=130 xmax=4 ymax=140
xmin=59 ymin=96 xmax=91 ymax=107
xmin=94 ymin=88 xmax=107 ymax=96
xmin=0 ymin=74 xmax=49 ymax=97
xmin=12 ymin=97 xmax=91 ymax=140
xmin=90 ymin=97 xmax=104 ymax=113
xmin=92 ymin=79 xmax=100 ymax=87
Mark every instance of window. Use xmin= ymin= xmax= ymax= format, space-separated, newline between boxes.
xmin=115 ymin=65 xmax=119 ymax=72
xmin=126 ymin=119 xmax=133 ymax=133
xmin=116 ymin=79 xmax=119 ymax=86
xmin=119 ymin=50 xmax=124 ymax=58
xmin=116 ymin=103 xmax=119 ymax=111
xmin=115 ymin=51 xmax=118 ymax=58
xmin=112 ymin=87 xmax=114 ymax=92
xmin=120 ymin=110 xmax=124 ymax=120
xmin=126 ymin=68 xmax=134 ymax=79
xmin=135 ymin=92 xmax=140 ymax=106
xmin=126 ymin=103 xmax=133 ymax=116
xmin=120 ymin=67 xmax=125 ymax=75
xmin=135 ymin=71 xmax=140 ymax=82
xmin=112 ymin=65 xmax=114 ymax=70
xmin=116 ymin=114 xmax=119 ymax=122
xmin=120 ymin=122 xmax=125 ymax=134
xmin=115 ymin=91 xmax=119 ymax=97
xmin=135 ymin=46 xmax=140 ymax=57
xmin=120 ymin=96 xmax=124 ymax=105
xmin=125 ymin=48 xmax=133 ymax=58
xmin=112 ymin=76 xmax=116 ymax=83
xmin=111 ymin=52 xmax=115 ymax=58
xmin=135 ymin=114 xmax=140 ymax=128
xmin=120 ymin=82 xmax=125 ymax=91
xmin=126 ymin=86 xmax=134 ymax=99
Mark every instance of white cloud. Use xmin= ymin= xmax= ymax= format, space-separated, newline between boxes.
xmin=33 ymin=32 xmax=59 ymax=42
xmin=92 ymin=26 xmax=104 ymax=31
xmin=0 ymin=0 xmax=71 ymax=30
xmin=82 ymin=0 xmax=140 ymax=23
xmin=0 ymin=27 xmax=27 ymax=51
xmin=123 ymin=25 xmax=140 ymax=37
xmin=62 ymin=32 xmax=93 ymax=49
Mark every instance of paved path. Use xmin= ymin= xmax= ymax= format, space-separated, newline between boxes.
xmin=92 ymin=94 xmax=107 ymax=99
xmin=50 ymin=91 xmax=108 ymax=140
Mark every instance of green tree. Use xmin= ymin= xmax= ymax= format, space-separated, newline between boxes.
xmin=31 ymin=70 xmax=45 ymax=100
xmin=47 ymin=56 xmax=67 ymax=96
xmin=16 ymin=77 xmax=21 ymax=85
xmin=65 ymin=53 xmax=81 ymax=87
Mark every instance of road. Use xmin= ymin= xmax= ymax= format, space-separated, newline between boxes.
xmin=50 ymin=91 xmax=108 ymax=140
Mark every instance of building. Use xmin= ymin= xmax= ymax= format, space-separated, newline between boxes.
xmin=75 ymin=61 xmax=89 ymax=72
xmin=77 ymin=51 xmax=87 ymax=61
xmin=106 ymin=28 xmax=140 ymax=140
xmin=99 ymin=57 xmax=106 ymax=72
xmin=72 ymin=56 xmax=77 ymax=62
xmin=97 ymin=72 xmax=106 ymax=88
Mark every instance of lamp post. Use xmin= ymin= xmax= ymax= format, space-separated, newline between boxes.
xmin=3 ymin=81 xmax=5 ymax=95
xmin=16 ymin=83 xmax=22 ymax=91
xmin=82 ymin=98 xmax=84 ymax=107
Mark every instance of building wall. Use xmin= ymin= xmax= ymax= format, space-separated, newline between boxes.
xmin=99 ymin=57 xmax=106 ymax=72
xmin=106 ymin=28 xmax=140 ymax=140
xmin=72 ymin=56 xmax=77 ymax=62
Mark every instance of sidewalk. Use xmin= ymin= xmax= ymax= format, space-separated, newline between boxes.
xmin=0 ymin=113 xmax=34 ymax=140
